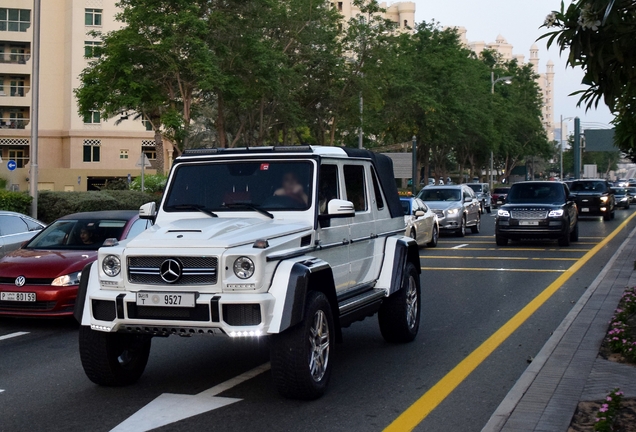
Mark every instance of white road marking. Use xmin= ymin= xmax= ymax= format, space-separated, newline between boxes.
xmin=110 ymin=362 xmax=271 ymax=432
xmin=0 ymin=389 xmax=5 ymax=393
xmin=452 ymin=244 xmax=469 ymax=249
xmin=0 ymin=332 xmax=29 ymax=341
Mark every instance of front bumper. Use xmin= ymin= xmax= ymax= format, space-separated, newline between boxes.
xmin=575 ymin=199 xmax=610 ymax=215
xmin=87 ymin=289 xmax=274 ymax=337
xmin=496 ymin=218 xmax=567 ymax=240
xmin=434 ymin=212 xmax=463 ymax=231
xmin=0 ymin=285 xmax=77 ymax=317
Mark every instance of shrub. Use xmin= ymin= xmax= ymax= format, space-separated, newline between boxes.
xmin=37 ymin=191 xmax=161 ymax=223
xmin=0 ymin=177 xmax=7 ymax=190
xmin=129 ymin=174 xmax=168 ymax=194
xmin=0 ymin=190 xmax=32 ymax=214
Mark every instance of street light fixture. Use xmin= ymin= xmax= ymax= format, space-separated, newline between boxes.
xmin=490 ymin=72 xmax=513 ymax=190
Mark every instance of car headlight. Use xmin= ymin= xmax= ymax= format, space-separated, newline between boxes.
xmin=600 ymin=196 xmax=609 ymax=202
xmin=548 ymin=209 xmax=564 ymax=217
xmin=446 ymin=208 xmax=460 ymax=215
xmin=498 ymin=209 xmax=510 ymax=217
xmin=102 ymin=255 xmax=121 ymax=277
xmin=51 ymin=271 xmax=82 ymax=287
xmin=233 ymin=257 xmax=255 ymax=279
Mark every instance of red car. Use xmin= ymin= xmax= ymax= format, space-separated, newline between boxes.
xmin=0 ymin=210 xmax=151 ymax=317
xmin=492 ymin=187 xmax=511 ymax=208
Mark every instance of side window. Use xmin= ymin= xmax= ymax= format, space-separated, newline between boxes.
xmin=126 ymin=219 xmax=152 ymax=240
xmin=319 ymin=164 xmax=339 ymax=214
xmin=370 ymin=167 xmax=385 ymax=210
xmin=0 ymin=215 xmax=29 ymax=236
xmin=417 ymin=199 xmax=428 ymax=212
xmin=344 ymin=165 xmax=367 ymax=212
xmin=463 ymin=189 xmax=472 ymax=200
xmin=22 ymin=218 xmax=43 ymax=232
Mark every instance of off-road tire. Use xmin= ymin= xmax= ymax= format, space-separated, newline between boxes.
xmin=378 ymin=262 xmax=421 ymax=343
xmin=471 ymin=214 xmax=481 ymax=234
xmin=496 ymin=235 xmax=508 ymax=246
xmin=270 ymin=291 xmax=335 ymax=400
xmin=427 ymin=225 xmax=438 ymax=248
xmin=79 ymin=326 xmax=151 ymax=386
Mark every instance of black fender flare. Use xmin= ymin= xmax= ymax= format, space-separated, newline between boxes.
xmin=389 ymin=238 xmax=421 ymax=296
xmin=274 ymin=259 xmax=342 ymax=342
xmin=73 ymin=261 xmax=94 ymax=323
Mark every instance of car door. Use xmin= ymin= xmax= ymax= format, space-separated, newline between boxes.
xmin=462 ymin=187 xmax=477 ymax=224
xmin=313 ymin=162 xmax=350 ymax=293
xmin=0 ymin=215 xmax=30 ymax=257
xmin=344 ymin=163 xmax=376 ymax=288
xmin=415 ymin=198 xmax=433 ymax=242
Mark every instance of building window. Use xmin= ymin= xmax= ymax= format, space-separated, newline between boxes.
xmin=142 ymin=119 xmax=153 ymax=131
xmin=83 ymin=110 xmax=100 ymax=124
xmin=143 ymin=149 xmax=157 ymax=160
xmin=119 ymin=149 xmax=129 ymax=159
xmin=404 ymin=20 xmax=408 ymax=27
xmin=85 ymin=9 xmax=102 ymax=26
xmin=83 ymin=140 xmax=101 ymax=163
xmin=0 ymin=9 xmax=31 ymax=32
xmin=84 ymin=41 xmax=102 ymax=58
xmin=337 ymin=2 xmax=343 ymax=11
xmin=8 ymin=149 xmax=26 ymax=168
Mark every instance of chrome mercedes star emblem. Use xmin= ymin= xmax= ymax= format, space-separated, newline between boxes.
xmin=15 ymin=276 xmax=26 ymax=287
xmin=160 ymin=259 xmax=182 ymax=284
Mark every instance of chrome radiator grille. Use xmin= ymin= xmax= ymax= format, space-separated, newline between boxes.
xmin=127 ymin=256 xmax=218 ymax=285
xmin=511 ymin=209 xmax=548 ymax=220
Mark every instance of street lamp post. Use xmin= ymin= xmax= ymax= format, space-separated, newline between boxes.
xmin=29 ymin=0 xmax=41 ymax=218
xmin=560 ymin=116 xmax=575 ymax=180
xmin=490 ymin=72 xmax=513 ymax=190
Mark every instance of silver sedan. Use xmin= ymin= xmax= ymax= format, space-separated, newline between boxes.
xmin=416 ymin=185 xmax=481 ymax=237
xmin=400 ymin=197 xmax=438 ymax=248
xmin=0 ymin=211 xmax=45 ymax=258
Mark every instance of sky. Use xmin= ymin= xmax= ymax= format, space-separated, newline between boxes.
xmin=412 ymin=0 xmax=615 ymax=133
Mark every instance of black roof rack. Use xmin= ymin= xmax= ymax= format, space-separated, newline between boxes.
xmin=181 ymin=146 xmax=313 ymax=157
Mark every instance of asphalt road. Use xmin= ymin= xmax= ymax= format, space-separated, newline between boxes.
xmin=1 ymin=207 xmax=635 ymax=432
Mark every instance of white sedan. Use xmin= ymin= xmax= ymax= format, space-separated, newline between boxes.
xmin=400 ymin=197 xmax=438 ymax=248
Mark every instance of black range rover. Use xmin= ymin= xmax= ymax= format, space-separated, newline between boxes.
xmin=495 ymin=181 xmax=579 ymax=247
xmin=570 ymin=179 xmax=615 ymax=221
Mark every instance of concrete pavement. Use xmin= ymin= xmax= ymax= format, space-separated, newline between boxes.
xmin=483 ymin=225 xmax=636 ymax=431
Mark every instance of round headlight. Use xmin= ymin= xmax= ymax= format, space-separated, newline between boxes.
xmin=233 ymin=257 xmax=255 ymax=279
xmin=102 ymin=255 xmax=121 ymax=277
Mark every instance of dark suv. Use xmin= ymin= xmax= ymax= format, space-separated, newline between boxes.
xmin=569 ymin=179 xmax=615 ymax=221
xmin=495 ymin=182 xmax=578 ymax=247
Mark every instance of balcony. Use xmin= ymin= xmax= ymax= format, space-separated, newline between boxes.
xmin=0 ymin=86 xmax=30 ymax=107
xmin=0 ymin=116 xmax=29 ymax=129
xmin=0 ymin=46 xmax=32 ymax=74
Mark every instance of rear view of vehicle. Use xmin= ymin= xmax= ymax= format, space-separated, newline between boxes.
xmin=495 ymin=182 xmax=578 ymax=247
xmin=492 ymin=187 xmax=510 ymax=208
xmin=466 ymin=183 xmax=492 ymax=214
xmin=569 ymin=180 xmax=615 ymax=221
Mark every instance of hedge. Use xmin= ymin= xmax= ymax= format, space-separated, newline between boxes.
xmin=37 ymin=190 xmax=161 ymax=223
xmin=0 ymin=190 xmax=32 ymax=215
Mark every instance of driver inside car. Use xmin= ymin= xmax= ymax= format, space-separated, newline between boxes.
xmin=273 ymin=172 xmax=308 ymax=205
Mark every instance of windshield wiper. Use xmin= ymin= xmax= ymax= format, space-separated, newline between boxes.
xmin=223 ymin=203 xmax=274 ymax=219
xmin=166 ymin=204 xmax=218 ymax=218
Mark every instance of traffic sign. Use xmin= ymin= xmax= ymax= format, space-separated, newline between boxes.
xmin=7 ymin=160 xmax=17 ymax=171
xmin=135 ymin=154 xmax=152 ymax=168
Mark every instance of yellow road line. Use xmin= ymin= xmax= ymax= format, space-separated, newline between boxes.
xmin=420 ymin=256 xmax=578 ymax=261
xmin=384 ymin=211 xmax=636 ymax=432
xmin=435 ymin=247 xmax=590 ymax=252
xmin=421 ymin=267 xmax=565 ymax=273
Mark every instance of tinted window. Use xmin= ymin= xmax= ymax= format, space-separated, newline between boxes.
xmin=494 ymin=188 xmax=510 ymax=194
xmin=0 ymin=215 xmax=28 ymax=236
xmin=467 ymin=184 xmax=482 ymax=193
xmin=26 ymin=219 xmax=129 ymax=250
xmin=571 ymin=181 xmax=607 ymax=192
xmin=22 ymin=217 xmax=44 ymax=232
xmin=507 ymin=183 xmax=566 ymax=204
xmin=344 ymin=165 xmax=367 ymax=212
xmin=164 ymin=161 xmax=314 ymax=212
xmin=370 ymin=167 xmax=385 ymax=210
xmin=126 ymin=219 xmax=151 ymax=239
xmin=400 ymin=200 xmax=411 ymax=215
xmin=319 ymin=164 xmax=339 ymax=215
xmin=419 ymin=188 xmax=461 ymax=202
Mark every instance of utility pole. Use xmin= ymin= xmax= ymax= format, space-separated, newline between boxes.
xmin=29 ymin=0 xmax=41 ymax=218
xmin=411 ymin=136 xmax=417 ymax=195
xmin=574 ymin=117 xmax=581 ymax=179
xmin=358 ymin=92 xmax=363 ymax=149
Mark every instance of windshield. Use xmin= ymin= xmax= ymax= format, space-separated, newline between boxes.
xmin=612 ymin=188 xmax=628 ymax=195
xmin=507 ymin=183 xmax=565 ymax=204
xmin=494 ymin=188 xmax=509 ymax=194
xmin=164 ymin=161 xmax=314 ymax=213
xmin=467 ymin=184 xmax=482 ymax=193
xmin=26 ymin=219 xmax=128 ymax=250
xmin=419 ymin=188 xmax=461 ymax=202
xmin=571 ymin=181 xmax=607 ymax=192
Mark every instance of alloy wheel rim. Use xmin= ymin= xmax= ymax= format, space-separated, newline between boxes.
xmin=308 ymin=310 xmax=330 ymax=382
xmin=406 ymin=275 xmax=418 ymax=329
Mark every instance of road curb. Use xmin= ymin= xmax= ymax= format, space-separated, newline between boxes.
xmin=482 ymin=224 xmax=636 ymax=432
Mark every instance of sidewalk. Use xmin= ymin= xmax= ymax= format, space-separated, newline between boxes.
xmin=483 ymin=226 xmax=636 ymax=432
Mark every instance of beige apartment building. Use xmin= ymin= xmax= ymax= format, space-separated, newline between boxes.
xmin=0 ymin=0 xmax=165 ymax=192
xmin=334 ymin=1 xmax=416 ymax=30
xmin=456 ymin=29 xmax=556 ymax=141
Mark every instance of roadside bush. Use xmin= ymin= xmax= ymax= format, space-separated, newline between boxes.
xmin=129 ymin=174 xmax=168 ymax=194
xmin=0 ymin=177 xmax=7 ymax=190
xmin=37 ymin=190 xmax=161 ymax=223
xmin=0 ymin=190 xmax=32 ymax=214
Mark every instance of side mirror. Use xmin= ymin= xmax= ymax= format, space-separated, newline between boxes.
xmin=139 ymin=202 xmax=157 ymax=221
xmin=464 ymin=197 xmax=473 ymax=203
xmin=414 ymin=210 xmax=425 ymax=217
xmin=327 ymin=199 xmax=355 ymax=218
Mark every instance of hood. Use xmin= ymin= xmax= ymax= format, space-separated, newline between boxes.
xmin=0 ymin=249 xmax=96 ymax=279
xmin=128 ymin=217 xmax=312 ymax=249
xmin=422 ymin=201 xmax=462 ymax=211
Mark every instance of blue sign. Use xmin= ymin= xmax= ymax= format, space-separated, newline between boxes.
xmin=7 ymin=160 xmax=17 ymax=171
xmin=127 ymin=174 xmax=132 ymax=184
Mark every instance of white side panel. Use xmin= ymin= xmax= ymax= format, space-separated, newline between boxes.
xmin=81 ymin=263 xmax=101 ymax=326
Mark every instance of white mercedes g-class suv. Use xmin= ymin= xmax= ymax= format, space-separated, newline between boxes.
xmin=75 ymin=145 xmax=421 ymax=399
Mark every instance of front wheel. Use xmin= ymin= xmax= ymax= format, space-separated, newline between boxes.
xmin=558 ymin=221 xmax=571 ymax=247
xmin=79 ymin=326 xmax=151 ymax=386
xmin=378 ymin=262 xmax=421 ymax=343
xmin=456 ymin=216 xmax=466 ymax=237
xmin=270 ymin=291 xmax=334 ymax=400
xmin=470 ymin=214 xmax=481 ymax=234
xmin=427 ymin=224 xmax=438 ymax=248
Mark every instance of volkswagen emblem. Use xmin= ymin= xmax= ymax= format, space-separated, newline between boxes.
xmin=160 ymin=259 xmax=182 ymax=284
xmin=15 ymin=276 xmax=26 ymax=287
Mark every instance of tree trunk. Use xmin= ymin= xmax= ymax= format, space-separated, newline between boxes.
xmin=216 ymin=91 xmax=227 ymax=148
xmin=153 ymin=128 xmax=165 ymax=175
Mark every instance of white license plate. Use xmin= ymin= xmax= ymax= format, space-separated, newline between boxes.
xmin=581 ymin=208 xmax=590 ymax=213
xmin=0 ymin=292 xmax=36 ymax=302
xmin=519 ymin=220 xmax=540 ymax=226
xmin=136 ymin=292 xmax=195 ymax=307
xmin=496 ymin=201 xmax=503 ymax=205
